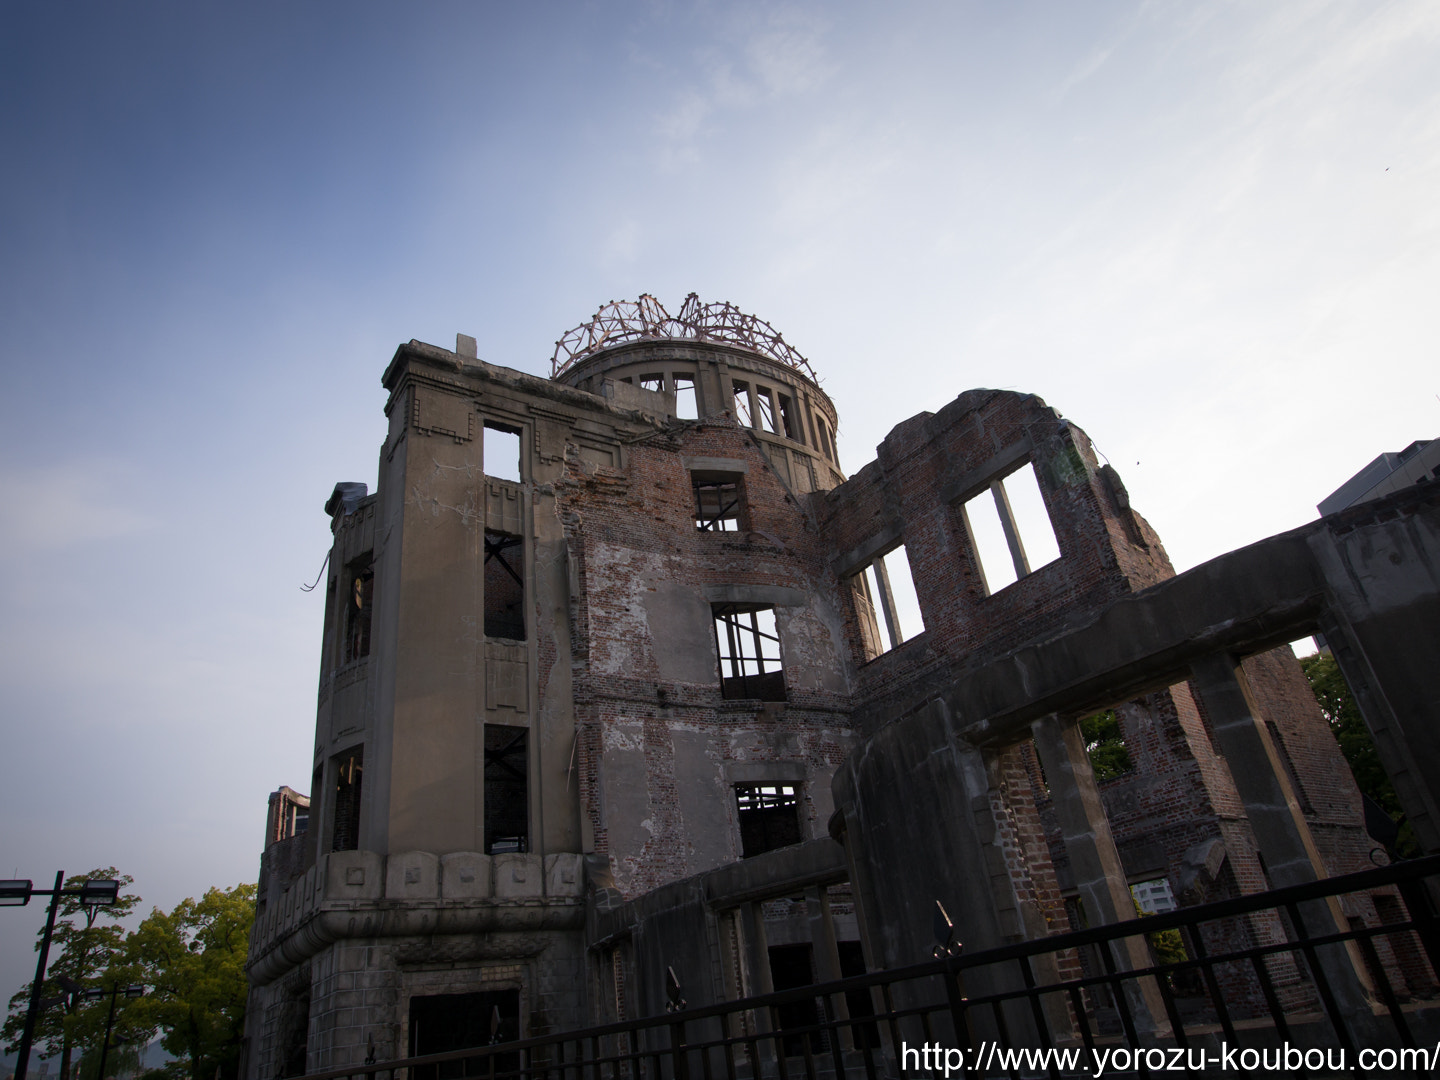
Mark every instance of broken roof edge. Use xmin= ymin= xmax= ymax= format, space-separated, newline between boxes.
xmin=381 ymin=338 xmax=691 ymax=430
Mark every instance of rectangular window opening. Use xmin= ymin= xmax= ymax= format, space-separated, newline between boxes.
xmin=854 ymin=545 xmax=925 ymax=659
xmin=736 ymin=783 xmax=802 ymax=857
xmin=816 ymin=417 xmax=834 ymax=462
xmin=639 ymin=374 xmax=664 ymax=393
xmin=344 ymin=561 xmax=374 ymax=663
xmin=732 ymin=381 xmax=754 ymax=427
xmin=755 ymin=387 xmax=779 ymax=434
xmin=961 ymin=461 xmax=1061 ymax=595
xmin=713 ymin=604 xmax=785 ymax=701
xmin=673 ymin=375 xmax=698 ymax=419
xmin=409 ymin=990 xmax=521 ymax=1080
xmin=331 ymin=747 xmax=363 ymax=853
xmin=484 ymin=726 xmax=528 ymax=855
xmin=779 ymin=395 xmax=802 ymax=443
xmin=483 ymin=421 xmax=522 ymax=483
xmin=1081 ymin=710 xmax=1133 ymax=781
xmin=484 ymin=530 xmax=526 ymax=640
xmin=693 ymin=475 xmax=743 ymax=532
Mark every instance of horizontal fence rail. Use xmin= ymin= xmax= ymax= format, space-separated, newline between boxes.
xmin=294 ymin=854 xmax=1440 ymax=1080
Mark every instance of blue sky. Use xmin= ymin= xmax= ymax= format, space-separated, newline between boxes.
xmin=2 ymin=1 xmax=1437 ymax=1008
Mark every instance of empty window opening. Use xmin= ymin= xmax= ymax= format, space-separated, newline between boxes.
xmin=767 ymin=943 xmax=822 ymax=1054
xmin=483 ymin=531 xmax=525 ymax=640
xmin=694 ymin=476 xmax=743 ymax=532
xmin=1081 ymin=710 xmax=1132 ymax=781
xmin=961 ymin=461 xmax=1061 ymax=595
xmin=484 ymin=726 xmax=528 ymax=854
xmin=331 ymin=747 xmax=363 ymax=853
xmin=736 ymin=784 xmax=802 ymax=857
xmin=815 ymin=417 xmax=834 ymax=462
xmin=714 ymin=604 xmax=784 ymax=701
xmin=732 ymin=381 xmax=754 ymax=427
xmin=852 ymin=546 xmax=925 ymax=658
xmin=673 ymin=375 xmax=698 ymax=419
xmin=409 ymin=990 xmax=521 ymax=1080
xmin=483 ymin=422 xmax=522 ymax=483
xmin=756 ymin=387 xmax=779 ymax=434
xmin=779 ymin=395 xmax=802 ymax=443
xmin=344 ymin=563 xmax=374 ymax=663
xmin=639 ymin=374 xmax=664 ymax=393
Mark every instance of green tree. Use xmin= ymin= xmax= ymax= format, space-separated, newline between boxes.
xmin=2 ymin=870 xmax=142 ymax=1080
xmin=1081 ymin=710 xmax=1133 ymax=781
xmin=124 ymin=884 xmax=256 ymax=1080
xmin=1300 ymin=652 xmax=1417 ymax=857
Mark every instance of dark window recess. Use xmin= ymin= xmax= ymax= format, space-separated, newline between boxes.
xmin=639 ymin=374 xmax=664 ymax=392
xmin=277 ymin=982 xmax=312 ymax=1079
xmin=484 ymin=726 xmax=528 ymax=854
xmin=779 ymin=395 xmax=802 ymax=443
xmin=409 ymin=990 xmax=521 ymax=1080
xmin=838 ymin=941 xmax=881 ymax=1049
xmin=484 ymin=531 xmax=525 ymax=640
xmin=694 ymin=478 xmax=742 ymax=532
xmin=344 ymin=565 xmax=373 ymax=663
xmin=331 ymin=748 xmax=363 ymax=853
xmin=768 ymin=944 xmax=822 ymax=1055
xmin=735 ymin=783 xmax=802 ymax=857
xmin=756 ymin=387 xmax=778 ymax=434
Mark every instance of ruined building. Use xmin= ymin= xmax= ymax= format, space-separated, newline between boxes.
xmin=244 ymin=296 xmax=1440 ymax=1078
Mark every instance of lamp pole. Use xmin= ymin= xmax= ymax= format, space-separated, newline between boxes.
xmin=87 ymin=984 xmax=145 ymax=1080
xmin=0 ymin=873 xmax=123 ymax=1080
xmin=16 ymin=871 xmax=65 ymax=1080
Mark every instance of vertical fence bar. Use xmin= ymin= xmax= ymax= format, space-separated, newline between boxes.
xmin=1283 ymin=902 xmax=1356 ymax=1057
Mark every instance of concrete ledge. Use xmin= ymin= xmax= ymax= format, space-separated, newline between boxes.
xmin=385 ymin=851 xmax=440 ymax=900
xmin=545 ymin=853 xmax=584 ymax=897
xmin=493 ymin=853 xmax=544 ymax=898
xmin=441 ymin=852 xmax=492 ymax=899
xmin=324 ymin=851 xmax=384 ymax=902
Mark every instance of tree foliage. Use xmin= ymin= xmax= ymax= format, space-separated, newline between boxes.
xmin=1299 ymin=652 xmax=1417 ymax=856
xmin=123 ymin=884 xmax=256 ymax=1080
xmin=1 ymin=870 xmax=142 ymax=1080
xmin=4 ymin=879 xmax=256 ymax=1080
xmin=1081 ymin=710 xmax=1133 ymax=781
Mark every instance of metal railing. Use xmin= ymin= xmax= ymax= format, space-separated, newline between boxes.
xmin=295 ymin=854 xmax=1440 ymax=1080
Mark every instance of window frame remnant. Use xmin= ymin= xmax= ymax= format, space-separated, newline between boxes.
xmin=713 ymin=603 xmax=785 ymax=701
xmin=673 ymin=375 xmax=698 ymax=419
xmin=639 ymin=374 xmax=665 ymax=393
xmin=755 ymin=387 xmax=779 ymax=434
xmin=850 ymin=544 xmax=924 ymax=659
xmin=483 ymin=530 xmax=526 ymax=640
xmin=960 ymin=460 xmax=1061 ymax=595
xmin=732 ymin=380 xmax=754 ymax=427
xmin=331 ymin=746 xmax=364 ymax=853
xmin=484 ymin=725 xmax=529 ymax=855
xmin=735 ymin=783 xmax=802 ymax=857
xmin=693 ymin=474 xmax=744 ymax=532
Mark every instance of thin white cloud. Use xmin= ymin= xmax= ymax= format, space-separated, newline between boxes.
xmin=0 ymin=461 xmax=156 ymax=550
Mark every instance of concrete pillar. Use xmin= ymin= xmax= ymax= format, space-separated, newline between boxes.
xmin=1030 ymin=713 xmax=1166 ymax=1038
xmin=806 ymin=885 xmax=852 ymax=1048
xmin=1189 ymin=653 xmax=1377 ymax=1023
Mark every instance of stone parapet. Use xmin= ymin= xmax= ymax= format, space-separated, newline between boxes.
xmin=246 ymin=850 xmax=586 ymax=986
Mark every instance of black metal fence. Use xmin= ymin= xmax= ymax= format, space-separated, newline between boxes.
xmin=298 ymin=854 xmax=1440 ymax=1080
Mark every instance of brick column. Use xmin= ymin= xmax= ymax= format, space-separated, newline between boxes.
xmin=1031 ymin=713 xmax=1166 ymax=1037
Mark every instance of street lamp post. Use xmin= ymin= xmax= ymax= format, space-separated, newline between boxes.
xmin=0 ymin=873 xmax=122 ymax=1080
xmin=83 ymin=984 xmax=146 ymax=1080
